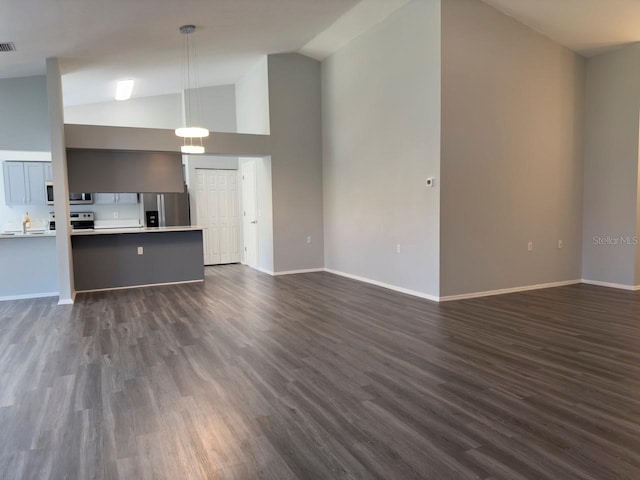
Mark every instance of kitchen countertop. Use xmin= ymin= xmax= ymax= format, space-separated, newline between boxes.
xmin=70 ymin=225 xmax=204 ymax=236
xmin=0 ymin=231 xmax=56 ymax=239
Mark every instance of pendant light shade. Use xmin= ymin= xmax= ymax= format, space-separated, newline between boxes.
xmin=175 ymin=127 xmax=210 ymax=138
xmin=176 ymin=25 xmax=209 ymax=153
xmin=181 ymin=145 xmax=205 ymax=154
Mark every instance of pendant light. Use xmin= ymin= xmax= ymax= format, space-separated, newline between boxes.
xmin=175 ymin=25 xmax=209 ymax=154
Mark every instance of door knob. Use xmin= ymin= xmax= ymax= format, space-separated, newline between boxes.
xmin=251 ymin=220 xmax=257 ymax=224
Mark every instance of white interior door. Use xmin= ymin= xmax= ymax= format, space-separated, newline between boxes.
xmin=195 ymin=169 xmax=240 ymax=265
xmin=241 ymin=161 xmax=258 ymax=269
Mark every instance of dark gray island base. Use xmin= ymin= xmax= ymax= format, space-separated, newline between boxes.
xmin=71 ymin=227 xmax=204 ymax=291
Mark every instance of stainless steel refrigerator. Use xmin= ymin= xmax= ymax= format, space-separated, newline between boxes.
xmin=142 ymin=185 xmax=190 ymax=227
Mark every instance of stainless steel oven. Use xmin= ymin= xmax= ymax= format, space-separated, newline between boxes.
xmin=45 ymin=182 xmax=93 ymax=205
xmin=48 ymin=212 xmax=94 ymax=231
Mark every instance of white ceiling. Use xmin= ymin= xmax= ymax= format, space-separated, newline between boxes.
xmin=481 ymin=0 xmax=640 ymax=57
xmin=301 ymin=0 xmax=410 ymax=60
xmin=0 ymin=0 xmax=359 ymax=106
xmin=5 ymin=0 xmax=638 ymax=107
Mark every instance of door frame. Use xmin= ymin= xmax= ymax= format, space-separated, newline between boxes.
xmin=240 ymin=159 xmax=259 ymax=269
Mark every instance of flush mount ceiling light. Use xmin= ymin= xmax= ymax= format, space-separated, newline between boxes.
xmin=175 ymin=25 xmax=209 ymax=154
xmin=115 ymin=79 xmax=134 ymax=101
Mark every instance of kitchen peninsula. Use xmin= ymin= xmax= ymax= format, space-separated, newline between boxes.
xmin=71 ymin=226 xmax=205 ymax=291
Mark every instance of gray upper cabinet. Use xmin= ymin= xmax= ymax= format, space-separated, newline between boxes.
xmin=3 ymin=162 xmax=27 ymax=206
xmin=24 ymin=162 xmax=46 ymax=205
xmin=117 ymin=193 xmax=139 ymax=204
xmin=93 ymin=193 xmax=114 ymax=205
xmin=94 ymin=193 xmax=138 ymax=205
xmin=3 ymin=161 xmax=49 ymax=206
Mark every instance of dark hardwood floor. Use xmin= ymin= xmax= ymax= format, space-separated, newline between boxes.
xmin=1 ymin=265 xmax=640 ymax=479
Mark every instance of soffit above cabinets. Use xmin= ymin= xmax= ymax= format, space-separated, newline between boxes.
xmin=66 ymin=149 xmax=184 ymax=194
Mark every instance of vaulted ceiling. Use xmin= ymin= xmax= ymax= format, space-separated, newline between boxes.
xmin=0 ymin=0 xmax=359 ymax=105
xmin=482 ymin=0 xmax=640 ymax=57
xmin=2 ymin=0 xmax=640 ymax=107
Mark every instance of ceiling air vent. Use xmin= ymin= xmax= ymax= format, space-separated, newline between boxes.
xmin=0 ymin=42 xmax=16 ymax=52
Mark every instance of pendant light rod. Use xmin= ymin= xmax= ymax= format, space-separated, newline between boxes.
xmin=176 ymin=24 xmax=209 ymax=154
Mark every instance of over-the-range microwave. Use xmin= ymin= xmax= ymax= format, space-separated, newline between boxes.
xmin=45 ymin=182 xmax=94 ymax=205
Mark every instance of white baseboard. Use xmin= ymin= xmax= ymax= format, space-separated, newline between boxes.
xmin=274 ymin=268 xmax=325 ymax=276
xmin=439 ymin=280 xmax=582 ymax=302
xmin=581 ymin=279 xmax=640 ymax=291
xmin=324 ymin=268 xmax=440 ymax=302
xmin=76 ymin=279 xmax=204 ymax=294
xmin=0 ymin=291 xmax=58 ymax=302
xmin=57 ymin=291 xmax=77 ymax=305
xmin=257 ymin=267 xmax=275 ymax=276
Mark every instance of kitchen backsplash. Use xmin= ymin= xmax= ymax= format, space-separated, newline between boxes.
xmin=1 ymin=203 xmax=141 ymax=231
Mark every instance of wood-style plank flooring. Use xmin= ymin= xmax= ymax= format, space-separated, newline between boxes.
xmin=1 ymin=265 xmax=640 ymax=479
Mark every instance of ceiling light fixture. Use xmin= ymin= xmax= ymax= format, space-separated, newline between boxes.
xmin=175 ymin=25 xmax=209 ymax=154
xmin=115 ymin=79 xmax=134 ymax=101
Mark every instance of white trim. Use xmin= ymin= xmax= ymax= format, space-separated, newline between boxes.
xmin=76 ymin=279 xmax=204 ymax=294
xmin=581 ymin=279 xmax=640 ymax=291
xmin=0 ymin=150 xmax=51 ymax=161
xmin=439 ymin=280 xmax=582 ymax=302
xmin=274 ymin=268 xmax=325 ymax=276
xmin=258 ymin=267 xmax=275 ymax=276
xmin=57 ymin=290 xmax=77 ymax=305
xmin=324 ymin=268 xmax=440 ymax=302
xmin=0 ymin=291 xmax=58 ymax=302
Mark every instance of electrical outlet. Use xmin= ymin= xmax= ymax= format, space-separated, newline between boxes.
xmin=558 ymin=239 xmax=563 ymax=249
xmin=307 ymin=235 xmax=312 ymax=244
xmin=113 ymin=211 xmax=119 ymax=219
xmin=137 ymin=246 xmax=143 ymax=255
xmin=396 ymin=244 xmax=401 ymax=254
xmin=527 ymin=241 xmax=533 ymax=252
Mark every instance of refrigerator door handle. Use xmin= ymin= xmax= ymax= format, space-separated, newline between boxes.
xmin=161 ymin=194 xmax=166 ymax=227
xmin=157 ymin=194 xmax=163 ymax=227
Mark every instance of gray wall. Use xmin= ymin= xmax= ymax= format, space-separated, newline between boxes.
xmin=637 ymin=158 xmax=640 ymax=285
xmin=236 ymin=58 xmax=270 ymax=135
xmin=189 ymin=85 xmax=237 ymax=133
xmin=582 ymin=43 xmax=640 ymax=287
xmin=64 ymin=85 xmax=237 ymax=133
xmin=0 ymin=236 xmax=57 ymax=300
xmin=268 ymin=53 xmax=324 ymax=272
xmin=0 ymin=76 xmax=50 ymax=151
xmin=64 ymin=93 xmax=182 ymax=130
xmin=440 ymin=0 xmax=585 ymax=296
xmin=322 ymin=0 xmax=441 ymax=296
